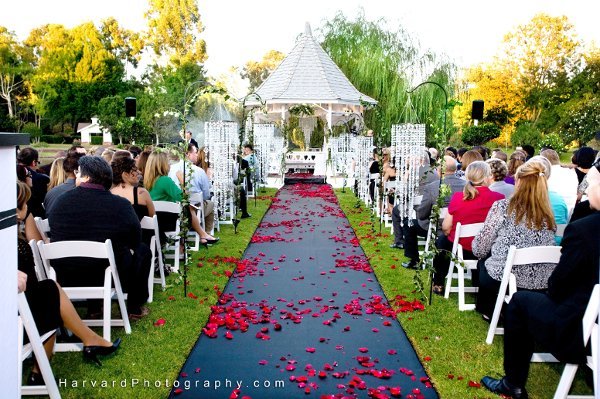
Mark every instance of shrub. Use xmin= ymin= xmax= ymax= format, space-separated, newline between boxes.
xmin=539 ymin=133 xmax=565 ymax=153
xmin=22 ymin=122 xmax=42 ymax=139
xmin=91 ymin=135 xmax=103 ymax=145
xmin=461 ymin=123 xmax=501 ymax=146
xmin=39 ymin=135 xmax=65 ymax=144
xmin=511 ymin=122 xmax=543 ymax=148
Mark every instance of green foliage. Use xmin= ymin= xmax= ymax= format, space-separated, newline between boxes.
xmin=90 ymin=135 xmax=103 ymax=145
xmin=0 ymin=112 xmax=16 ymax=131
xmin=144 ymin=0 xmax=207 ymax=66
xmin=511 ymin=121 xmax=543 ymax=148
xmin=241 ymin=49 xmax=285 ymax=91
xmin=461 ymin=123 xmax=501 ymax=146
xmin=320 ymin=11 xmax=456 ymax=144
xmin=539 ymin=132 xmax=565 ymax=153
xmin=557 ymin=95 xmax=600 ymax=146
xmin=309 ymin=118 xmax=325 ymax=148
xmin=39 ymin=134 xmax=66 ymax=144
xmin=114 ymin=117 xmax=151 ymax=145
xmin=21 ymin=122 xmax=42 ymax=142
xmin=97 ymin=94 xmax=125 ymax=131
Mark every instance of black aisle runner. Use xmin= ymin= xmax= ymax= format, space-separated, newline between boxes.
xmin=169 ymin=184 xmax=438 ymax=399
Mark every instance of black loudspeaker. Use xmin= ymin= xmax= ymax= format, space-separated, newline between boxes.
xmin=472 ymin=100 xmax=484 ymax=120
xmin=125 ymin=97 xmax=136 ymax=118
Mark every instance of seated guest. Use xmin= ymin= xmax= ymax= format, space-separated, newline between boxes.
xmin=169 ymin=144 xmax=215 ymax=232
xmin=48 ymin=156 xmax=151 ymax=319
xmin=47 ymin=157 xmax=66 ymax=190
xmin=472 ymin=160 xmax=557 ymax=319
xmin=43 ymin=151 xmax=85 ymax=215
xmin=368 ymin=149 xmax=380 ymax=203
xmin=455 ymin=149 xmax=483 ymax=179
xmin=431 ymin=161 xmax=504 ymax=293
xmin=144 ymin=151 xmax=218 ymax=243
xmin=541 ymin=148 xmax=578 ymax=215
xmin=505 ymin=151 xmax=527 ymax=185
xmin=481 ymin=162 xmax=600 ymax=399
xmin=529 ymin=156 xmax=569 ymax=244
xmin=16 ymin=182 xmax=119 ymax=380
xmin=17 ymin=147 xmax=49 ymax=218
xmin=382 ymin=147 xmax=396 ymax=215
xmin=572 ymin=146 xmax=596 ymax=185
xmin=490 ymin=149 xmax=507 ymax=162
xmin=487 ymin=158 xmax=514 ymax=199
xmin=111 ymin=156 xmax=155 ymax=220
xmin=401 ymin=156 xmax=465 ymax=268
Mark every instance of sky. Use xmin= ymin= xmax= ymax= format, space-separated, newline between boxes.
xmin=1 ymin=0 xmax=599 ymax=82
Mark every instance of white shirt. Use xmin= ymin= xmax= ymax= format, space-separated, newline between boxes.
xmin=168 ymin=160 xmax=212 ymax=200
xmin=547 ymin=165 xmax=578 ymax=216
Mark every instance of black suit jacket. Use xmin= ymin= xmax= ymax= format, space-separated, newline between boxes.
xmin=547 ymin=210 xmax=600 ymax=348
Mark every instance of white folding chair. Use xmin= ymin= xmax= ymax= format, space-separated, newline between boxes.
xmin=33 ymin=217 xmax=50 ymax=242
xmin=28 ymin=239 xmax=48 ymax=281
xmin=188 ymin=192 xmax=205 ymax=251
xmin=140 ymin=215 xmax=166 ymax=303
xmin=444 ymin=222 xmax=485 ymax=311
xmin=18 ymin=292 xmax=61 ymax=398
xmin=553 ymin=284 xmax=599 ymax=399
xmin=38 ymin=239 xmax=131 ymax=342
xmin=153 ymin=201 xmax=181 ymax=273
xmin=419 ymin=207 xmax=448 ymax=269
xmin=486 ymin=245 xmax=562 ymax=344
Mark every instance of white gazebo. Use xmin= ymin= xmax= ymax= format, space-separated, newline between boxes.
xmin=247 ymin=23 xmax=376 ymax=130
xmin=78 ymin=117 xmax=113 ymax=145
xmin=245 ymin=22 xmax=377 ymax=175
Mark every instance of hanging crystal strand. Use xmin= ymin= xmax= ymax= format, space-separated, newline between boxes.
xmin=253 ymin=123 xmax=275 ymax=184
xmin=391 ymin=123 xmax=426 ymax=222
xmin=206 ymin=121 xmax=239 ymax=225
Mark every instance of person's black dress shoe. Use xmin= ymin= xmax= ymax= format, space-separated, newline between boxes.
xmin=481 ymin=376 xmax=528 ymax=399
xmin=401 ymin=261 xmax=418 ymax=270
xmin=241 ymin=213 xmax=251 ymax=219
xmin=389 ymin=243 xmax=404 ymax=249
xmin=83 ymin=338 xmax=122 ymax=366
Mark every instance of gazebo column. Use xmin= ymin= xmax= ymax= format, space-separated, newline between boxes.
xmin=327 ymin=104 xmax=332 ymax=130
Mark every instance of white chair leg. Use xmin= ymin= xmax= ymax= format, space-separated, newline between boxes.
xmin=444 ymin=262 xmax=455 ymax=299
xmin=147 ymin=236 xmax=156 ymax=303
xmin=18 ymin=293 xmax=61 ymax=399
xmin=103 ymin=270 xmax=112 ymax=342
xmin=110 ymin=270 xmax=132 ymax=335
xmin=553 ymin=364 xmax=578 ymax=399
xmin=486 ymin=288 xmax=507 ymax=345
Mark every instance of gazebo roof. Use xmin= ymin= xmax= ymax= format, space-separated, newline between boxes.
xmin=248 ymin=23 xmax=377 ymax=107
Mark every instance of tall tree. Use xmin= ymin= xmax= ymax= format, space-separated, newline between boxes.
xmin=321 ymin=12 xmax=455 ymax=145
xmin=0 ymin=26 xmax=31 ymax=118
xmin=241 ymin=50 xmax=285 ymax=91
xmin=24 ymin=23 xmax=126 ymax=131
xmin=144 ymin=0 xmax=207 ymax=66
xmin=100 ymin=17 xmax=145 ymax=69
xmin=499 ymin=13 xmax=581 ymax=123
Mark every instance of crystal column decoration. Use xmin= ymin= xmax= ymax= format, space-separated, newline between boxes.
xmin=391 ymin=123 xmax=426 ymax=220
xmin=329 ymin=133 xmax=354 ymax=176
xmin=355 ymin=135 xmax=373 ymax=205
xmin=205 ymin=121 xmax=239 ymax=224
xmin=253 ymin=123 xmax=275 ymax=184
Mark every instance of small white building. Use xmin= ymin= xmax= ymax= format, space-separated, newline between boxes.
xmin=77 ymin=117 xmax=112 ymax=145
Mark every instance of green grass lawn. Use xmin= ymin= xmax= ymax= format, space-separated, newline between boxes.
xmin=335 ymin=188 xmax=592 ymax=399
xmin=29 ymin=187 xmax=591 ymax=399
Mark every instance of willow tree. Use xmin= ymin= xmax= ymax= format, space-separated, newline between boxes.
xmin=320 ymin=12 xmax=456 ymax=145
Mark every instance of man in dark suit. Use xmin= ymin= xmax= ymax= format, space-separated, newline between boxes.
xmin=481 ymin=165 xmax=600 ymax=399
xmin=400 ymin=156 xmax=466 ymax=268
xmin=48 ymin=156 xmax=151 ymax=318
xmin=17 ymin=147 xmax=49 ymax=218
